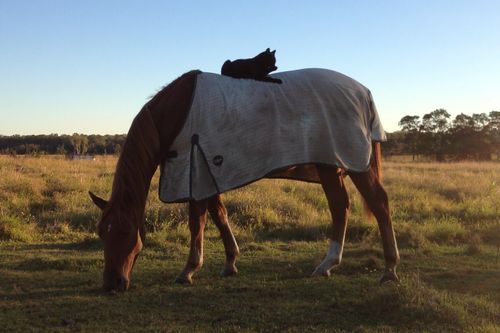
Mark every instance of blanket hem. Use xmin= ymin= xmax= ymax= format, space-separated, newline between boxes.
xmin=159 ymin=160 xmax=368 ymax=204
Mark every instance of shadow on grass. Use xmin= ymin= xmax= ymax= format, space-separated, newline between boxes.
xmin=3 ymin=237 xmax=498 ymax=332
xmin=424 ymin=267 xmax=500 ymax=303
xmin=253 ymin=224 xmax=327 ymax=242
xmin=247 ymin=222 xmax=376 ymax=243
xmin=10 ymin=257 xmax=100 ymax=272
xmin=19 ymin=237 xmax=102 ymax=251
xmin=3 ymin=285 xmax=105 ymax=302
xmin=2 ymin=249 xmax=492 ymax=332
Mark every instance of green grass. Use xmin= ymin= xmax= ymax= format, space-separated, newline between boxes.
xmin=0 ymin=155 xmax=499 ymax=332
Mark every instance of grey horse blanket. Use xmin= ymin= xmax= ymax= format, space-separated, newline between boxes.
xmin=159 ymin=68 xmax=386 ymax=203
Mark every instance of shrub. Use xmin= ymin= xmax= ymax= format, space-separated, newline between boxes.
xmin=345 ymin=221 xmax=375 ymax=242
xmin=477 ymin=222 xmax=500 ymax=245
xmin=394 ymin=223 xmax=428 ymax=249
xmin=465 ymin=233 xmax=482 ymax=255
xmin=423 ymin=218 xmax=466 ymax=244
xmin=0 ymin=215 xmax=38 ymax=242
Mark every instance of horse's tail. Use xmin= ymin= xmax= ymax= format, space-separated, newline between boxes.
xmin=371 ymin=141 xmax=382 ymax=180
xmin=363 ymin=141 xmax=382 ymax=218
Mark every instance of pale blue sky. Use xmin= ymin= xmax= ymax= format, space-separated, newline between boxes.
xmin=1 ymin=1 xmax=499 ymax=135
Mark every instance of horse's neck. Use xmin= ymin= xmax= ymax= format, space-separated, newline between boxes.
xmin=111 ymin=109 xmax=161 ymax=217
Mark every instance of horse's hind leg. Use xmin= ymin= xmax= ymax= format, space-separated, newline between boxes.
xmin=348 ymin=171 xmax=400 ymax=283
xmin=312 ymin=165 xmax=350 ymax=277
xmin=208 ymin=194 xmax=239 ymax=277
xmin=175 ymin=200 xmax=208 ymax=285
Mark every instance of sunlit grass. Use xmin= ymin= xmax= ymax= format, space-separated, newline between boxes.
xmin=1 ymin=155 xmax=499 ymax=247
xmin=1 ymin=155 xmax=499 ymax=331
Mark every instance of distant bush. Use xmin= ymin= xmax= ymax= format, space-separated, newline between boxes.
xmin=477 ymin=223 xmax=500 ymax=245
xmin=395 ymin=223 xmax=429 ymax=249
xmin=465 ymin=233 xmax=482 ymax=255
xmin=423 ymin=218 xmax=466 ymax=244
xmin=0 ymin=133 xmax=126 ymax=155
xmin=0 ymin=215 xmax=38 ymax=242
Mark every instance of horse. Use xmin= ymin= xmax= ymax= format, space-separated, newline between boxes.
xmin=89 ymin=69 xmax=400 ymax=292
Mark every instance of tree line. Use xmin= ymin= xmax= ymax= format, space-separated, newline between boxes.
xmin=0 ymin=133 xmax=126 ymax=156
xmin=2 ymin=109 xmax=499 ymax=161
xmin=384 ymin=110 xmax=500 ymax=160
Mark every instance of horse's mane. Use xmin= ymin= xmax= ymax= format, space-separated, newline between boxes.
xmin=98 ymin=70 xmax=202 ymax=232
xmin=98 ymin=107 xmax=159 ymax=231
xmin=149 ymin=70 xmax=202 ymax=107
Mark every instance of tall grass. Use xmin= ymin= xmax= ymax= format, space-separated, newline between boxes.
xmin=0 ymin=155 xmax=499 ymax=248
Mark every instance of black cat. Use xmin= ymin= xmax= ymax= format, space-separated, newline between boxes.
xmin=221 ymin=48 xmax=282 ymax=84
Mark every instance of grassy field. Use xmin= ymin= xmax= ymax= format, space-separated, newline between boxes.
xmin=0 ymin=155 xmax=499 ymax=332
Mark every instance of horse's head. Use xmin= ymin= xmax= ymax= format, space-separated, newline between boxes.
xmin=89 ymin=191 xmax=144 ymax=292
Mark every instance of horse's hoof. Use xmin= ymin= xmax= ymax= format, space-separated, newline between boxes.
xmin=379 ymin=271 xmax=399 ymax=284
xmin=220 ymin=267 xmax=238 ymax=277
xmin=311 ymin=268 xmax=331 ymax=278
xmin=174 ymin=275 xmax=193 ymax=285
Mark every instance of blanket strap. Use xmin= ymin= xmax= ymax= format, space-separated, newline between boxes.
xmin=189 ymin=134 xmax=221 ymax=199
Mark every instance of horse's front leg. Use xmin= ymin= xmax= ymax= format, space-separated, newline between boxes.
xmin=312 ymin=166 xmax=350 ymax=277
xmin=175 ymin=200 xmax=208 ymax=285
xmin=208 ymin=194 xmax=239 ymax=277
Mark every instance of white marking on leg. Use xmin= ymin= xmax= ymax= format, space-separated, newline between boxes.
xmin=387 ymin=238 xmax=400 ymax=270
xmin=312 ymin=240 xmax=344 ymax=277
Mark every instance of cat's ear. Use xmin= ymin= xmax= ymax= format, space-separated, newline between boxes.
xmin=266 ymin=48 xmax=270 ymax=52
xmin=271 ymin=50 xmax=276 ymax=55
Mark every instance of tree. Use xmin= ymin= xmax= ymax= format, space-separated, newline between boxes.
xmin=399 ymin=115 xmax=420 ymax=132
xmin=472 ymin=113 xmax=492 ymax=160
xmin=472 ymin=113 xmax=489 ymax=131
xmin=452 ymin=113 xmax=474 ymax=131
xmin=487 ymin=111 xmax=500 ymax=131
xmin=70 ymin=133 xmax=89 ymax=155
xmin=56 ymin=144 xmax=67 ymax=155
xmin=80 ymin=135 xmax=89 ymax=155
xmin=420 ymin=109 xmax=451 ymax=161
xmin=70 ymin=134 xmax=81 ymax=154
xmin=450 ymin=113 xmax=475 ymax=159
xmin=398 ymin=115 xmax=421 ymax=160
xmin=421 ymin=109 xmax=450 ymax=133
xmin=488 ymin=111 xmax=500 ymax=158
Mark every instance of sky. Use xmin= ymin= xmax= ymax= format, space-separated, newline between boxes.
xmin=0 ymin=0 xmax=499 ymax=135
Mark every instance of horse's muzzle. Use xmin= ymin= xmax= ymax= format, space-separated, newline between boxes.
xmin=103 ymin=271 xmax=129 ymax=292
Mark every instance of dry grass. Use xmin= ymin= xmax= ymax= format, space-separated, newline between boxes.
xmin=1 ymin=155 xmax=499 ymax=247
xmin=0 ymin=155 xmax=499 ymax=332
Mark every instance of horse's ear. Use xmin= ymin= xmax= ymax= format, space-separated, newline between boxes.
xmin=89 ymin=191 xmax=108 ymax=210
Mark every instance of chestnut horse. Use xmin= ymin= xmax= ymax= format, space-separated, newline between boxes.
xmin=89 ymin=70 xmax=400 ymax=291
